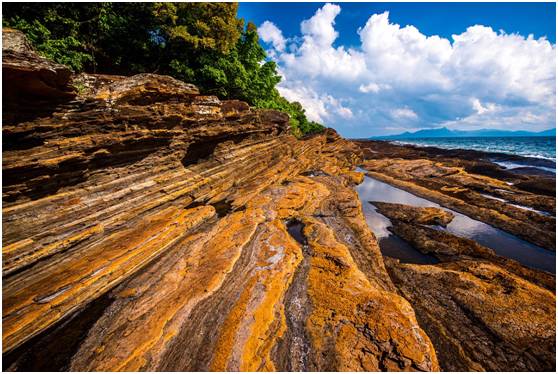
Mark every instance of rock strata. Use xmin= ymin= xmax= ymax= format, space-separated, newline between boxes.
xmin=367 ymin=200 xmax=555 ymax=370
xmin=3 ymin=29 xmax=438 ymax=372
xmin=3 ymin=28 xmax=554 ymax=373
xmin=385 ymin=258 xmax=556 ymax=371
xmin=357 ymin=136 xmax=557 ymax=371
xmin=372 ymin=202 xmax=555 ymax=291
xmin=370 ymin=202 xmax=454 ymax=226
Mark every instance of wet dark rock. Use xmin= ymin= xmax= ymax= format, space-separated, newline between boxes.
xmin=370 ymin=201 xmax=454 ymax=226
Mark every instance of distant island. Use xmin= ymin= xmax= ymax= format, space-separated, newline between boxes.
xmin=373 ymin=127 xmax=556 ymax=139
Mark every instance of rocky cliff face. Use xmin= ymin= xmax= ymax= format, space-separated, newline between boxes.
xmin=2 ymin=29 xmax=438 ymax=371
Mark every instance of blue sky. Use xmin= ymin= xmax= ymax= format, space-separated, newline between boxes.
xmin=238 ymin=2 xmax=556 ymax=137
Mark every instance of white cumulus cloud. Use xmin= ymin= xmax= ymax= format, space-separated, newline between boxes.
xmin=258 ymin=4 xmax=555 ymax=137
xmin=392 ymin=107 xmax=418 ymax=120
xmin=264 ymin=3 xmax=366 ymax=82
xmin=277 ymin=80 xmax=353 ymax=123
xmin=258 ymin=21 xmax=286 ymax=52
xmin=300 ymin=3 xmax=340 ymax=47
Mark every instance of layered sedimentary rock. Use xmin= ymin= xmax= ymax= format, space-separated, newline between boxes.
xmin=3 ymin=29 xmax=437 ymax=371
xmin=358 ymin=141 xmax=556 ymax=370
xmin=367 ymin=201 xmax=555 ymax=370
xmin=356 ymin=140 xmax=556 ymax=250
xmin=4 ymin=28 xmax=555 ymax=373
xmin=372 ymin=202 xmax=555 ymax=291
xmin=386 ymin=258 xmax=556 ymax=371
xmin=370 ymin=202 xmax=454 ymax=227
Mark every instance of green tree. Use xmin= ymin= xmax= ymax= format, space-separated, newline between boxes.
xmin=3 ymin=3 xmax=157 ymax=72
xmin=3 ymin=2 xmax=324 ymax=136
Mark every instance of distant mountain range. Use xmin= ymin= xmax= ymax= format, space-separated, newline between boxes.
xmin=373 ymin=127 xmax=556 ymax=139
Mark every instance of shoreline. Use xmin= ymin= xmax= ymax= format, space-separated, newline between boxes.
xmin=355 ymin=169 xmax=555 ymax=274
xmin=354 ymin=139 xmax=556 ymax=251
xmin=354 ymin=138 xmax=556 ymax=173
xmin=351 ymin=140 xmax=556 ymax=370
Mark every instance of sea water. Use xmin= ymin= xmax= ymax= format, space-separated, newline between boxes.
xmin=392 ymin=136 xmax=556 ymax=163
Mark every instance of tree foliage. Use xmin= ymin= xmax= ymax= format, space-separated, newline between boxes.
xmin=3 ymin=2 xmax=324 ymax=136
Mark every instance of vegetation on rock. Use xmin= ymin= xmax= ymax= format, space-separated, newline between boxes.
xmin=3 ymin=2 xmax=324 ymax=136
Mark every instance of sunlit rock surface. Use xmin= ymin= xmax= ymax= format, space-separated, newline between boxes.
xmin=386 ymin=258 xmax=555 ymax=371
xmin=4 ymin=28 xmax=554 ymax=373
xmin=358 ymin=141 xmax=556 ymax=371
xmin=370 ymin=202 xmax=454 ymax=227
xmin=2 ymin=29 xmax=438 ymax=371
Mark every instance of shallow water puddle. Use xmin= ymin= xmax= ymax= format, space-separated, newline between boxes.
xmin=379 ymin=236 xmax=439 ymax=265
xmin=355 ymin=168 xmax=555 ymax=273
xmin=359 ymin=194 xmax=438 ymax=265
xmin=286 ymin=220 xmax=307 ymax=246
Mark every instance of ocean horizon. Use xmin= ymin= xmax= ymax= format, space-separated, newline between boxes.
xmin=388 ymin=136 xmax=556 ymax=162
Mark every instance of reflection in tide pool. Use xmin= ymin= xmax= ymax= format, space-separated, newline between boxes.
xmin=359 ymin=194 xmax=439 ymax=264
xmin=379 ymin=236 xmax=439 ymax=265
xmin=355 ymin=168 xmax=555 ymax=273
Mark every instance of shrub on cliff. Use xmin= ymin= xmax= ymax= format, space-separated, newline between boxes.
xmin=255 ymin=96 xmax=325 ymax=138
xmin=3 ymin=2 xmax=324 ymax=137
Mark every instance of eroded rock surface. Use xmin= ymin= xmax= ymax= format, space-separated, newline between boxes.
xmin=4 ymin=28 xmax=554 ymax=373
xmin=385 ymin=258 xmax=556 ymax=371
xmin=2 ymin=29 xmax=437 ymax=372
xmin=371 ymin=202 xmax=555 ymax=291
xmin=367 ymin=198 xmax=555 ymax=370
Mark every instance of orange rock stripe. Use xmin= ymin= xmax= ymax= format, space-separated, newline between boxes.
xmin=69 ymin=208 xmax=266 ymax=371
xmin=2 ymin=205 xmax=215 ymax=353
